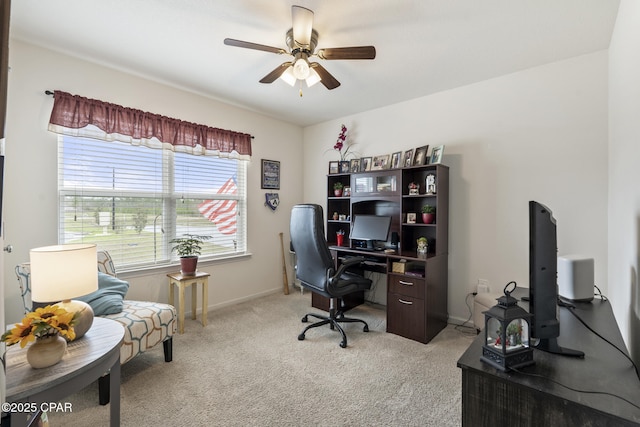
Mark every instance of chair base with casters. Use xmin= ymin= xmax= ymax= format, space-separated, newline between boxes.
xmin=290 ymin=203 xmax=373 ymax=348
xmin=298 ymin=296 xmax=369 ymax=348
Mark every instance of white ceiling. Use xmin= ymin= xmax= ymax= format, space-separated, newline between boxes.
xmin=10 ymin=0 xmax=620 ymax=127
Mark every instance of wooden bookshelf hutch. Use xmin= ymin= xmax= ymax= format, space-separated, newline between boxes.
xmin=319 ymin=163 xmax=449 ymax=344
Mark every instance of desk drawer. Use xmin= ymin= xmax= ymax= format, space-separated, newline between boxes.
xmin=388 ymin=274 xmax=425 ymax=299
xmin=387 ymin=293 xmax=426 ymax=343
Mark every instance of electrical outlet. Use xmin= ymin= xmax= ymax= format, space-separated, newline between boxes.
xmin=478 ymin=279 xmax=490 ymax=293
xmin=469 ymin=282 xmax=477 ymax=295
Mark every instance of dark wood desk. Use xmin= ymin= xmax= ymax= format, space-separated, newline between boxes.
xmin=457 ymin=297 xmax=640 ymax=426
xmin=5 ymin=317 xmax=124 ymax=427
xmin=315 ymin=245 xmax=448 ymax=344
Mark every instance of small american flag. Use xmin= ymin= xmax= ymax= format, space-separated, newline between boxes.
xmin=198 ymin=175 xmax=237 ymax=235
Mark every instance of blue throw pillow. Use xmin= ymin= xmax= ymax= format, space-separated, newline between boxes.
xmin=76 ymin=272 xmax=129 ymax=316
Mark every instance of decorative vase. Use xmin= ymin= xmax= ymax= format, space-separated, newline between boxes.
xmin=180 ymin=256 xmax=198 ymax=276
xmin=27 ymin=335 xmax=67 ymax=369
xmin=422 ymin=213 xmax=435 ymax=224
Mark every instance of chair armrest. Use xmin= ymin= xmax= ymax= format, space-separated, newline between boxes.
xmin=331 ymin=256 xmax=365 ymax=281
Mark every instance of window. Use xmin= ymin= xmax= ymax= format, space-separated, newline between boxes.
xmin=58 ymin=135 xmax=247 ymax=270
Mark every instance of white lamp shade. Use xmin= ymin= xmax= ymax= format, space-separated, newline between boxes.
xmin=305 ymin=68 xmax=321 ymax=87
xmin=292 ymin=57 xmax=310 ymax=80
xmin=30 ymin=244 xmax=98 ymax=302
xmin=280 ymin=67 xmax=296 ymax=86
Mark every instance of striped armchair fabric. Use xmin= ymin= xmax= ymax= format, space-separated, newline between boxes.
xmin=96 ymin=251 xmax=176 ymax=364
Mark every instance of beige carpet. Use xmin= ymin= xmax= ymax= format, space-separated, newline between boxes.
xmin=48 ymin=291 xmax=475 ymax=426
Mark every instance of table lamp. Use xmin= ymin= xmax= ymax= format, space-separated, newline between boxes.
xmin=30 ymin=243 xmax=98 ymax=339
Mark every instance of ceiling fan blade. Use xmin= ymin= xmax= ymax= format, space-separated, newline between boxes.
xmin=310 ymin=63 xmax=341 ymax=90
xmin=291 ymin=5 xmax=314 ymax=48
xmin=317 ymin=46 xmax=376 ymax=60
xmin=259 ymin=62 xmax=294 ymax=84
xmin=224 ymin=38 xmax=286 ymax=55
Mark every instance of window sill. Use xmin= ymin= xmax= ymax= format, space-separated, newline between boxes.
xmin=116 ymin=252 xmax=252 ymax=279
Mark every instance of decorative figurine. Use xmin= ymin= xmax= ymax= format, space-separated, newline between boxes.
xmin=417 ymin=237 xmax=428 ymax=257
xmin=408 ymin=182 xmax=420 ymax=195
xmin=425 ymin=174 xmax=436 ymax=194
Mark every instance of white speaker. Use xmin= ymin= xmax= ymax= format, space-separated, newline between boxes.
xmin=557 ymin=255 xmax=594 ymax=302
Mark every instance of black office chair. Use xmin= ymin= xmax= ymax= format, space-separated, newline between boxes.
xmin=290 ymin=204 xmax=372 ymax=348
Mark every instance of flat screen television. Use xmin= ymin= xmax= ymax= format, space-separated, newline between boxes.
xmin=350 ymin=214 xmax=392 ymax=251
xmin=529 ymin=200 xmax=583 ymax=357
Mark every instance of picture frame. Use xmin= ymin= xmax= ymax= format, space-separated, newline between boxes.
xmin=361 ymin=157 xmax=372 ymax=171
xmin=339 ymin=161 xmax=350 ymax=174
xmin=430 ymin=145 xmax=445 ymax=164
xmin=261 ymin=159 xmax=280 ymax=189
xmin=328 ymin=161 xmax=339 ymax=175
xmin=402 ymin=149 xmax=414 ymax=168
xmin=413 ymin=145 xmax=429 ymax=166
xmin=391 ymin=151 xmax=402 ymax=169
xmin=350 ymin=159 xmax=361 ymax=173
xmin=372 ymin=154 xmax=390 ymax=170
xmin=343 ymin=186 xmax=351 ymax=197
xmin=407 ymin=213 xmax=417 ymax=224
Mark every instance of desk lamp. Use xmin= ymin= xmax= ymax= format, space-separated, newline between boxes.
xmin=30 ymin=243 xmax=98 ymax=339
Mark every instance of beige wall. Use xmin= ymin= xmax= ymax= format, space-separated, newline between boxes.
xmin=608 ymin=0 xmax=640 ymax=360
xmin=304 ymin=51 xmax=609 ymax=324
xmin=3 ymin=40 xmax=303 ymax=323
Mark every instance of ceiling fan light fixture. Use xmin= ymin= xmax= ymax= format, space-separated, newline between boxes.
xmin=292 ymin=57 xmax=310 ymax=80
xmin=305 ymin=68 xmax=321 ymax=87
xmin=291 ymin=6 xmax=314 ymax=48
xmin=280 ymin=66 xmax=296 ymax=86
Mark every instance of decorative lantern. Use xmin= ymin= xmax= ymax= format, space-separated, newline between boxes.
xmin=481 ymin=282 xmax=534 ymax=371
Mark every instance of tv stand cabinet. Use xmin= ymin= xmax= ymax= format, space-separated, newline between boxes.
xmin=318 ymin=164 xmax=449 ymax=344
xmin=457 ymin=299 xmax=640 ymax=426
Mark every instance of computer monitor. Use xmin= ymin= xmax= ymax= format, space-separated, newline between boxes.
xmin=529 ymin=200 xmax=583 ymax=357
xmin=350 ymin=215 xmax=392 ymax=251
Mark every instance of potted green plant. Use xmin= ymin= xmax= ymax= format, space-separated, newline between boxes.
xmin=421 ymin=205 xmax=436 ymax=224
xmin=333 ymin=182 xmax=344 ymax=197
xmin=170 ymin=234 xmax=212 ymax=276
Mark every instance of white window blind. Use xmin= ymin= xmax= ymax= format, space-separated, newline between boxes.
xmin=58 ymin=135 xmax=247 ymax=270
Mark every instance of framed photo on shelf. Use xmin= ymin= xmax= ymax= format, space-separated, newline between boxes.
xmin=413 ymin=145 xmax=429 ymax=166
xmin=261 ymin=159 xmax=280 ymax=189
xmin=343 ymin=186 xmax=351 ymax=197
xmin=361 ymin=157 xmax=372 ymax=171
xmin=372 ymin=154 xmax=390 ymax=170
xmin=391 ymin=151 xmax=402 ymax=169
xmin=407 ymin=213 xmax=417 ymax=224
xmin=430 ymin=145 xmax=445 ymax=164
xmin=350 ymin=158 xmax=361 ymax=173
xmin=339 ymin=161 xmax=350 ymax=174
xmin=403 ymin=149 xmax=414 ymax=168
xmin=328 ymin=161 xmax=339 ymax=175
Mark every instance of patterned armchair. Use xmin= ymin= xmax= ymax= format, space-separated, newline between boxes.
xmin=15 ymin=250 xmax=177 ymax=404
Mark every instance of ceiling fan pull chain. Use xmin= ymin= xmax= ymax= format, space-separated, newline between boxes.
xmin=299 ymin=80 xmax=303 ymax=97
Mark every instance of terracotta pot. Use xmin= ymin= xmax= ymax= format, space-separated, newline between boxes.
xmin=422 ymin=213 xmax=435 ymax=224
xmin=27 ymin=335 xmax=67 ymax=369
xmin=180 ymin=256 xmax=198 ymax=276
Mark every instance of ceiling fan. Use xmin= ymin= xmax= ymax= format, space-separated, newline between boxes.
xmin=224 ymin=5 xmax=376 ymax=92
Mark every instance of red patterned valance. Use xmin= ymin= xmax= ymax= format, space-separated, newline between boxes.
xmin=48 ymin=90 xmax=252 ymax=158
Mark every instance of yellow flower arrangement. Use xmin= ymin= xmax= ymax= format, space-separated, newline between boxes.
xmin=2 ymin=305 xmax=78 ymax=348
